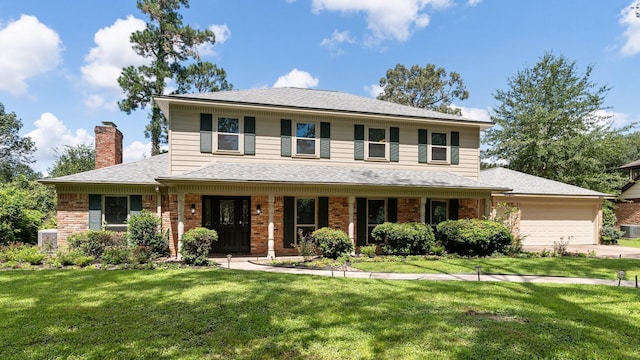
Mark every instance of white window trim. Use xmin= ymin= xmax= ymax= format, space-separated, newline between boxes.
xmin=295 ymin=197 xmax=317 ymax=246
xmin=215 ymin=116 xmax=244 ymax=154
xmin=365 ymin=126 xmax=389 ymax=161
xmin=293 ymin=121 xmax=320 ymax=158
xmin=366 ymin=198 xmax=387 ymax=245
xmin=428 ymin=131 xmax=450 ymax=164
xmin=103 ymin=195 xmax=131 ymax=232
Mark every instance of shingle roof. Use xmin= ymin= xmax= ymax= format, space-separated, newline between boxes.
xmin=157 ymin=87 xmax=491 ymax=124
xmin=159 ymin=161 xmax=507 ymax=190
xmin=41 ymin=154 xmax=169 ymax=185
xmin=480 ymin=167 xmax=609 ymax=197
xmin=620 ymin=159 xmax=640 ymax=169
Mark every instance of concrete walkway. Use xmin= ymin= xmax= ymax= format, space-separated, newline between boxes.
xmin=213 ymin=245 xmax=640 ymax=288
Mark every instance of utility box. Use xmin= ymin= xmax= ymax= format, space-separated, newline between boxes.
xmin=620 ymin=225 xmax=640 ymax=238
xmin=38 ymin=229 xmax=58 ymax=253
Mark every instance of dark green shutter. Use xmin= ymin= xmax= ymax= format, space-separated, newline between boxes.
xmin=425 ymin=198 xmax=432 ymax=224
xmin=451 ymin=131 xmax=460 ymax=165
xmin=130 ymin=195 xmax=142 ymax=216
xmin=448 ymin=199 xmax=459 ymax=220
xmin=318 ymin=197 xmax=329 ymax=228
xmin=320 ymin=122 xmax=331 ymax=159
xmin=88 ymin=194 xmax=102 ymax=230
xmin=418 ymin=129 xmax=428 ymax=163
xmin=388 ymin=198 xmax=397 ymax=223
xmin=283 ymin=196 xmax=295 ymax=248
xmin=281 ymin=119 xmax=291 ymax=157
xmin=200 ymin=114 xmax=213 ymax=153
xmin=356 ymin=198 xmax=367 ymax=246
xmin=390 ymin=127 xmax=399 ymax=162
xmin=244 ymin=116 xmax=256 ymax=155
xmin=354 ymin=125 xmax=364 ymax=160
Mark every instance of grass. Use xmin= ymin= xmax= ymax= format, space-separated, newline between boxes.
xmin=618 ymin=238 xmax=640 ymax=248
xmin=1 ymin=269 xmax=640 ymax=359
xmin=351 ymin=257 xmax=640 ymax=280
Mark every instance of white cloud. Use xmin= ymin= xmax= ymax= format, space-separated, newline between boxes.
xmin=0 ymin=15 xmax=62 ymax=95
xmin=593 ymin=109 xmax=632 ymax=129
xmin=311 ymin=0 xmax=452 ymax=43
xmin=453 ymin=105 xmax=491 ymax=122
xmin=210 ymin=24 xmax=231 ymax=44
xmin=365 ymin=84 xmax=384 ymax=98
xmin=467 ymin=0 xmax=482 ymax=6
xmin=273 ymin=68 xmax=319 ymax=88
xmin=123 ymin=141 xmax=150 ymax=163
xmin=26 ymin=113 xmax=93 ymax=173
xmin=619 ymin=2 xmax=640 ymax=56
xmin=320 ymin=30 xmax=355 ymax=55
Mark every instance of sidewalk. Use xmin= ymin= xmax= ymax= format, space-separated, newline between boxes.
xmin=213 ymin=252 xmax=640 ymax=288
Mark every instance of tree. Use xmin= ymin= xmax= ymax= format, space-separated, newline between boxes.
xmin=175 ymin=62 xmax=233 ymax=94
xmin=118 ymin=0 xmax=232 ymax=155
xmin=0 ymin=102 xmax=37 ymax=183
xmin=482 ymin=52 xmax=623 ymax=193
xmin=47 ymin=144 xmax=96 ymax=178
xmin=377 ymin=63 xmax=469 ymax=115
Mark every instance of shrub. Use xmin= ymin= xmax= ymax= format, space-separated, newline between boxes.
xmin=68 ymin=230 xmax=126 ymax=258
xmin=127 ymin=210 xmax=168 ymax=257
xmin=54 ymin=247 xmax=95 ymax=267
xmin=101 ymin=246 xmax=133 ymax=265
xmin=180 ymin=227 xmax=218 ymax=265
xmin=132 ymin=245 xmax=153 ymax=264
xmin=371 ymin=222 xmax=435 ymax=256
xmin=436 ymin=219 xmax=512 ymax=256
xmin=359 ymin=244 xmax=377 ymax=258
xmin=311 ymin=227 xmax=353 ymax=260
xmin=1 ymin=243 xmax=46 ymax=265
xmin=294 ymin=231 xmax=317 ymax=260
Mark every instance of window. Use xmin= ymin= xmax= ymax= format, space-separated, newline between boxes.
xmin=217 ymin=117 xmax=240 ymax=152
xmin=431 ymin=132 xmax=448 ymax=162
xmin=367 ymin=199 xmax=386 ymax=243
xmin=295 ymin=122 xmax=317 ymax=156
xmin=429 ymin=200 xmax=448 ymax=225
xmin=104 ymin=196 xmax=128 ymax=232
xmin=367 ymin=127 xmax=387 ymax=159
xmin=296 ymin=198 xmax=316 ymax=243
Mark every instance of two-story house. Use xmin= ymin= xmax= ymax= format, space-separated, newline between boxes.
xmin=43 ymin=88 xmax=607 ymax=256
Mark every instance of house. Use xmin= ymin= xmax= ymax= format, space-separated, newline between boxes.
xmin=42 ymin=87 xmax=607 ymax=256
xmin=614 ymin=160 xmax=640 ymax=231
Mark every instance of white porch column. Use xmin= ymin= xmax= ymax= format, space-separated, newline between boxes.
xmin=348 ymin=196 xmax=355 ymax=253
xmin=267 ymin=194 xmax=276 ymax=259
xmin=420 ymin=197 xmax=427 ymax=223
xmin=177 ymin=191 xmax=184 ymax=259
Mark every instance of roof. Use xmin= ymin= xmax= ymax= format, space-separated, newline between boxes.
xmin=156 ymin=87 xmax=492 ymax=125
xmin=620 ymin=159 xmax=640 ymax=169
xmin=480 ymin=167 xmax=609 ymax=198
xmin=40 ymin=154 xmax=169 ymax=185
xmin=158 ymin=161 xmax=507 ymax=191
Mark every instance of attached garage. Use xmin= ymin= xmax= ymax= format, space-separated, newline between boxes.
xmin=480 ymin=168 xmax=609 ymax=246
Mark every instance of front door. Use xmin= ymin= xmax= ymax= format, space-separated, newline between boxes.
xmin=202 ymin=196 xmax=251 ymax=254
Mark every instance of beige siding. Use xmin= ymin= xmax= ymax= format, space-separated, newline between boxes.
xmin=169 ymin=104 xmax=481 ymax=178
xmin=621 ymin=183 xmax=640 ymax=200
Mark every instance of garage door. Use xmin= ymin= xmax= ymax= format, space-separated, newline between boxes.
xmin=519 ymin=204 xmax=597 ymax=246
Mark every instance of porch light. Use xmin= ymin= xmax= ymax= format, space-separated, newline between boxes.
xmin=617 ymin=270 xmax=625 ymax=286
xmin=256 ymin=204 xmax=262 ymax=215
xmin=191 ymin=204 xmax=196 ymax=215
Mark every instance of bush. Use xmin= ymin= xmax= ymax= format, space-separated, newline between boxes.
xmin=294 ymin=231 xmax=318 ymax=260
xmin=371 ymin=222 xmax=435 ymax=256
xmin=359 ymin=244 xmax=377 ymax=258
xmin=54 ymin=247 xmax=95 ymax=267
xmin=1 ymin=243 xmax=46 ymax=265
xmin=436 ymin=219 xmax=512 ymax=256
xmin=132 ymin=245 xmax=153 ymax=264
xmin=127 ymin=210 xmax=168 ymax=257
xmin=101 ymin=246 xmax=133 ymax=265
xmin=180 ymin=228 xmax=218 ymax=265
xmin=311 ymin=227 xmax=353 ymax=260
xmin=68 ymin=230 xmax=126 ymax=258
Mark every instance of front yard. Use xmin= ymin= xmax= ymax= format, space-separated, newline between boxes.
xmin=1 ymin=269 xmax=639 ymax=359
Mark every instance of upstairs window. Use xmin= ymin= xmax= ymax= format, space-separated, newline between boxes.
xmin=431 ymin=132 xmax=448 ymax=162
xmin=217 ymin=117 xmax=240 ymax=152
xmin=367 ymin=127 xmax=387 ymax=160
xmin=295 ymin=122 xmax=317 ymax=156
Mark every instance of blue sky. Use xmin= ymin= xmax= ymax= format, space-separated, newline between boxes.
xmin=1 ymin=0 xmax=639 ymax=174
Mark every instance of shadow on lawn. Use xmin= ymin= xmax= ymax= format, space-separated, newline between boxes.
xmin=1 ymin=270 xmax=639 ymax=359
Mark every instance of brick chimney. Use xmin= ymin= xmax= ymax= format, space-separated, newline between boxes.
xmin=95 ymin=121 xmax=123 ymax=169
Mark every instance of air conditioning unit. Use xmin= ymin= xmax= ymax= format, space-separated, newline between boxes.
xmin=38 ymin=229 xmax=58 ymax=253
xmin=620 ymin=225 xmax=640 ymax=238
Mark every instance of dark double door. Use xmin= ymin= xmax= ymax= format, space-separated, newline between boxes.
xmin=202 ymin=196 xmax=251 ymax=254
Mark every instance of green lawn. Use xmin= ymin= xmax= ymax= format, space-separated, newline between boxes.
xmin=351 ymin=257 xmax=640 ymax=280
xmin=1 ymin=269 xmax=639 ymax=359
xmin=618 ymin=238 xmax=640 ymax=248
